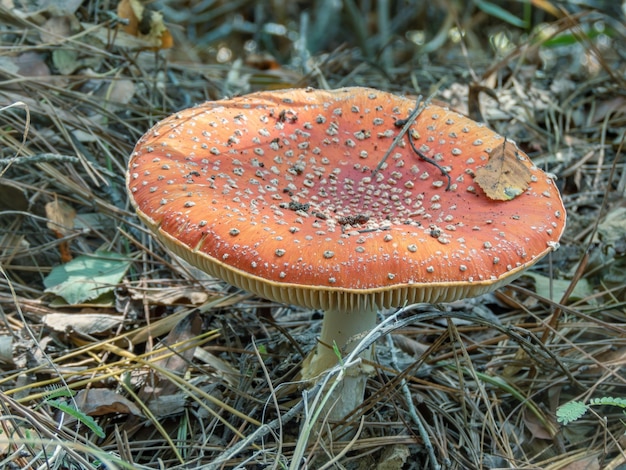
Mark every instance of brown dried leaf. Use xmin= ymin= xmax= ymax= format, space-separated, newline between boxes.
xmin=42 ymin=313 xmax=123 ymax=335
xmin=45 ymin=198 xmax=76 ymax=262
xmin=474 ymin=140 xmax=532 ymax=201
xmin=103 ymin=79 xmax=135 ymax=106
xmin=523 ymin=408 xmax=553 ymax=440
xmin=561 ymin=455 xmax=600 ymax=470
xmin=590 ymin=96 xmax=626 ymax=124
xmin=139 ymin=312 xmax=202 ymax=399
xmin=377 ymin=444 xmax=411 ymax=469
xmin=117 ymin=0 xmax=173 ymax=50
xmin=146 ymin=393 xmax=188 ymax=418
xmin=40 ymin=15 xmax=80 ymax=43
xmin=45 ymin=198 xmax=76 ymax=236
xmin=587 ymin=346 xmax=626 ymax=371
xmin=128 ymin=285 xmax=210 ymax=306
xmin=14 ymin=52 xmax=50 ymax=78
xmin=194 ymin=348 xmax=239 ymax=387
xmin=75 ymin=389 xmax=143 ymax=417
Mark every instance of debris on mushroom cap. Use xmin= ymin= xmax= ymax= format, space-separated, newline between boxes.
xmin=127 ymin=87 xmax=566 ymax=310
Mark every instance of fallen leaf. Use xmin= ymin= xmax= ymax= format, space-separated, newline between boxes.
xmin=139 ymin=312 xmax=202 ymax=399
xmin=593 ymin=346 xmax=626 ymax=368
xmin=37 ymin=0 xmax=84 ymax=15
xmin=128 ymin=284 xmax=210 ymax=305
xmin=45 ymin=198 xmax=76 ymax=262
xmin=501 ymin=347 xmax=528 ymax=378
xmin=75 ymin=389 xmax=143 ymax=417
xmin=52 ymin=48 xmax=79 ymax=75
xmin=45 ymin=198 xmax=76 ymax=236
xmin=245 ymin=53 xmax=281 ymax=70
xmin=523 ymin=407 xmax=553 ymax=440
xmin=589 ymin=206 xmax=626 ymax=300
xmin=146 ymin=393 xmax=188 ymax=418
xmin=42 ymin=313 xmax=123 ymax=336
xmin=521 ymin=272 xmax=592 ymax=303
xmin=194 ymin=348 xmax=240 ymax=387
xmin=14 ymin=51 xmax=50 ymax=78
xmin=43 ymin=251 xmax=131 ymax=305
xmin=117 ymin=0 xmax=173 ymax=50
xmin=474 ymin=140 xmax=532 ymax=201
xmin=376 ymin=444 xmax=410 ymax=470
xmin=561 ymin=455 xmax=600 ymax=470
xmin=101 ymin=78 xmax=135 ymax=106
xmin=40 ymin=15 xmax=80 ymax=43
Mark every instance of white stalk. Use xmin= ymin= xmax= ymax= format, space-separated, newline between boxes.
xmin=301 ymin=304 xmax=378 ymax=430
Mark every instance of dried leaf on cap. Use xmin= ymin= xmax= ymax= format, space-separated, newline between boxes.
xmin=474 ymin=140 xmax=532 ymax=201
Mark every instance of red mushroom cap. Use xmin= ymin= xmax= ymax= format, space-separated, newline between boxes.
xmin=127 ymin=87 xmax=566 ymax=311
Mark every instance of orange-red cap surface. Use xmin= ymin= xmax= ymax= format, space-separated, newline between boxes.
xmin=127 ymin=87 xmax=566 ymax=310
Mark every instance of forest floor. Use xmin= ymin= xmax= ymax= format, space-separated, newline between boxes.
xmin=0 ymin=1 xmax=625 ymax=469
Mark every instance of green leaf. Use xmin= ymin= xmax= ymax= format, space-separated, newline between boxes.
xmin=44 ymin=388 xmax=76 ymax=400
xmin=557 ymin=397 xmax=626 ymax=426
xmin=589 ymin=397 xmax=626 ymax=408
xmin=521 ymin=272 xmax=592 ymax=302
xmin=46 ymin=400 xmax=106 ymax=438
xmin=44 ymin=251 xmax=130 ymax=305
xmin=541 ymin=27 xmax=614 ymax=48
xmin=332 ymin=341 xmax=344 ymax=366
xmin=556 ymin=401 xmax=588 ymax=425
xmin=473 ymin=0 xmax=528 ymax=29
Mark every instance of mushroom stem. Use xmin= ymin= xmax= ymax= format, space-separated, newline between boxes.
xmin=301 ymin=304 xmax=378 ymax=426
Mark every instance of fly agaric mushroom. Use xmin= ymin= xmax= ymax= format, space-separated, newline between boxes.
xmin=127 ymin=87 xmax=566 ymax=424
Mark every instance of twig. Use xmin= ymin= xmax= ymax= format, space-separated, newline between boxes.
xmin=0 ymin=154 xmax=120 ymax=179
xmin=406 ymin=129 xmax=451 ymax=190
xmin=372 ymin=95 xmax=424 ymax=178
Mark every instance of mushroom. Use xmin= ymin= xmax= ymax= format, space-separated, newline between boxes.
xmin=126 ymin=87 xmax=566 ymax=426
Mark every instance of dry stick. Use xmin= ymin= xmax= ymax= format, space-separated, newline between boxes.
xmin=406 ymin=128 xmax=451 ymax=191
xmin=372 ymin=94 xmax=424 ymax=178
xmin=0 ymin=154 xmax=120 ymax=179
xmin=373 ymin=93 xmax=451 ymax=191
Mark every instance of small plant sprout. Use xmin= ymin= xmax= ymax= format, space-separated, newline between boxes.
xmin=557 ymin=397 xmax=626 ymax=426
